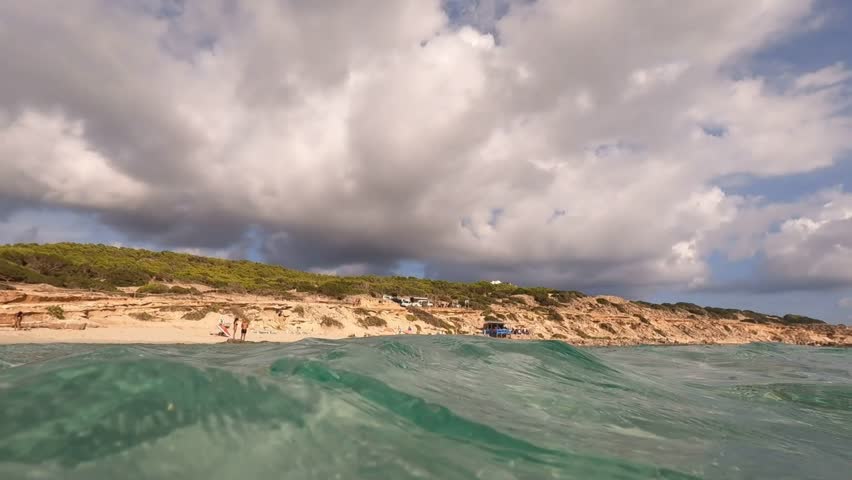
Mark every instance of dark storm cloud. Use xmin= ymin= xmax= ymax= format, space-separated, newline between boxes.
xmin=97 ymin=209 xmax=251 ymax=251
xmin=261 ymin=230 xmax=404 ymax=276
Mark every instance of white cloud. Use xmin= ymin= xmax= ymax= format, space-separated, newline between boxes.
xmin=1 ymin=0 xmax=851 ymax=291
xmin=698 ymin=189 xmax=852 ymax=292
xmin=795 ymin=62 xmax=852 ymax=90
xmin=0 ymin=111 xmax=149 ymax=209
xmin=758 ymin=191 xmax=852 ymax=289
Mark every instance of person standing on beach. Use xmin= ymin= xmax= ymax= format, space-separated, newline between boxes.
xmin=240 ymin=318 xmax=250 ymax=341
xmin=14 ymin=311 xmax=23 ymax=330
xmin=232 ymin=316 xmax=239 ymax=338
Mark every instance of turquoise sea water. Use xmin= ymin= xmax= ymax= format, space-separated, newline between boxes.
xmin=0 ymin=338 xmax=849 ymax=479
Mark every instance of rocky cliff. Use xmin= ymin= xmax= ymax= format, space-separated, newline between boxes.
xmin=1 ymin=283 xmax=847 ymax=346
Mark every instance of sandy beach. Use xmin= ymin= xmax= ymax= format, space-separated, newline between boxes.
xmin=0 ymin=322 xmax=309 ymax=344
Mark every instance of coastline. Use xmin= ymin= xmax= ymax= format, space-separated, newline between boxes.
xmin=3 ymin=329 xmax=847 ymax=347
xmin=1 ymin=283 xmax=849 ymax=347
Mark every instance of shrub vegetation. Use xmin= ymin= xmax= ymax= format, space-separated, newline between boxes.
xmin=46 ymin=305 xmax=65 ymax=319
xmin=0 ymin=243 xmax=824 ymax=325
xmin=182 ymin=305 xmax=221 ymax=321
xmin=137 ymin=283 xmax=199 ymax=295
xmin=137 ymin=282 xmax=171 ymax=294
xmin=358 ymin=316 xmax=387 ymax=328
xmin=0 ymin=243 xmax=587 ymax=308
xmin=320 ymin=316 xmax=344 ymax=328
xmin=130 ymin=312 xmax=158 ymax=321
xmin=409 ymin=307 xmax=455 ymax=331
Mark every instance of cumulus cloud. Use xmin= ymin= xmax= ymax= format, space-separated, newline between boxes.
xmin=1 ymin=0 xmax=851 ymax=293
xmin=0 ymin=111 xmax=149 ymax=208
xmin=758 ymin=191 xmax=852 ymax=290
xmin=694 ymin=188 xmax=852 ymax=293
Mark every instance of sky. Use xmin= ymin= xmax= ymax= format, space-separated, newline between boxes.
xmin=1 ymin=0 xmax=851 ymax=323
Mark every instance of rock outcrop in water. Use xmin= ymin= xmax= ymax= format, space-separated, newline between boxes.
xmin=1 ymin=283 xmax=848 ymax=346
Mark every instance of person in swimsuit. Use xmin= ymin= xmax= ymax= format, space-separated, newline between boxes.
xmin=14 ymin=311 xmax=23 ymax=330
xmin=232 ymin=317 xmax=239 ymax=338
xmin=240 ymin=318 xmax=250 ymax=341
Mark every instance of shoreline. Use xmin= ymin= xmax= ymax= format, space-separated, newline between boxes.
xmin=2 ymin=283 xmax=849 ymax=348
xmin=1 ymin=325 xmax=846 ymax=347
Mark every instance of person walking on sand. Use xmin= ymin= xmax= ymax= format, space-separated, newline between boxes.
xmin=240 ymin=317 xmax=250 ymax=341
xmin=14 ymin=311 xmax=23 ymax=330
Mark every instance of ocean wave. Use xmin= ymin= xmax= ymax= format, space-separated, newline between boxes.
xmin=0 ymin=338 xmax=849 ymax=479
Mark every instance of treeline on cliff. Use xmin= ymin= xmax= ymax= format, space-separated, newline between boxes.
xmin=0 ymin=243 xmax=581 ymax=309
xmin=0 ymin=243 xmax=824 ymax=325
